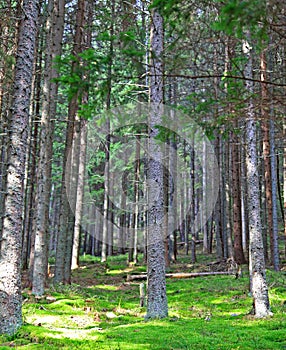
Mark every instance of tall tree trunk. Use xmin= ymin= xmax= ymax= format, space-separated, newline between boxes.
xmin=225 ymin=140 xmax=233 ymax=259
xmin=22 ymin=31 xmax=42 ymax=272
xmin=119 ymin=137 xmax=127 ymax=255
xmin=101 ymin=130 xmax=109 ymax=263
xmin=240 ymin=134 xmax=250 ymax=259
xmin=284 ymin=122 xmax=286 ymax=258
xmin=168 ymin=134 xmax=177 ymax=263
xmin=55 ymin=0 xmax=86 ymax=284
xmin=71 ymin=118 xmax=88 ymax=269
xmin=231 ymin=129 xmax=246 ymax=264
xmin=261 ymin=52 xmax=274 ymax=266
xmin=71 ymin=0 xmax=92 ymax=270
xmin=129 ymin=135 xmax=140 ymax=265
xmin=243 ymin=39 xmax=272 ymax=318
xmin=32 ymin=0 xmax=65 ymax=295
xmin=0 ymin=1 xmax=19 ymax=241
xmin=269 ymin=119 xmax=279 ymax=271
xmin=202 ymin=141 xmax=209 ymax=253
xmin=101 ymin=0 xmax=115 ymax=263
xmin=261 ymin=50 xmax=279 ymax=271
xmin=163 ymin=138 xmax=170 ymax=266
xmin=0 ymin=0 xmax=39 ymax=335
xmin=214 ymin=133 xmax=223 ymax=259
xmin=145 ymin=7 xmax=168 ymax=320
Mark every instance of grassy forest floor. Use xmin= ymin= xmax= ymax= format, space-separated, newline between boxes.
xmin=0 ymin=253 xmax=285 ymax=349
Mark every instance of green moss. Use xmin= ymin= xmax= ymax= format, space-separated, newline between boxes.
xmin=1 ymin=255 xmax=285 ymax=349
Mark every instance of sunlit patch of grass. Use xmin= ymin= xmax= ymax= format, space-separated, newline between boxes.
xmin=95 ymin=284 xmax=118 ymax=291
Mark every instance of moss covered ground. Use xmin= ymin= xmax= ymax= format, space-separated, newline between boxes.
xmin=0 ymin=254 xmax=285 ymax=349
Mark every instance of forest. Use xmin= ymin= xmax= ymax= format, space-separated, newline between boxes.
xmin=0 ymin=0 xmax=285 ymax=348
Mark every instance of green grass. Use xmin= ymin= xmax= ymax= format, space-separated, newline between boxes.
xmin=0 ymin=254 xmax=285 ymax=349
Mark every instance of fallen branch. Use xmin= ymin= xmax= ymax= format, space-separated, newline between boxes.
xmin=127 ymin=271 xmax=232 ymax=282
xmin=176 ymin=240 xmax=203 ymax=246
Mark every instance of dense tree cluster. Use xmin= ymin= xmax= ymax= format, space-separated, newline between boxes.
xmin=0 ymin=0 xmax=285 ymax=335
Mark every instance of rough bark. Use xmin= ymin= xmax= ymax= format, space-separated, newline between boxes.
xmin=0 ymin=0 xmax=39 ymax=335
xmin=231 ymin=130 xmax=246 ymax=265
xmin=244 ymin=39 xmax=272 ymax=318
xmin=0 ymin=1 xmax=19 ymax=241
xmin=32 ymin=0 xmax=65 ymax=295
xmin=269 ymin=119 xmax=279 ymax=271
xmin=145 ymin=7 xmax=168 ymax=320
xmin=71 ymin=118 xmax=87 ymax=270
xmin=101 ymin=131 xmax=109 ymax=263
xmin=71 ymin=0 xmax=92 ymax=270
xmin=168 ymin=134 xmax=177 ymax=263
xmin=214 ymin=133 xmax=223 ymax=259
xmin=284 ymin=122 xmax=286 ymax=258
xmin=101 ymin=0 xmax=114 ymax=263
xmin=54 ymin=0 xmax=87 ymax=283
xmin=240 ymin=136 xmax=249 ymax=259
xmin=261 ymin=52 xmax=274 ymax=266
xmin=225 ymin=140 xmax=234 ymax=259
xmin=129 ymin=135 xmax=140 ymax=265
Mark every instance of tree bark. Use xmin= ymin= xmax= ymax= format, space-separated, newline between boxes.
xmin=145 ymin=7 xmax=168 ymax=320
xmin=71 ymin=0 xmax=92 ymax=269
xmin=261 ymin=52 xmax=274 ymax=266
xmin=32 ymin=0 xmax=65 ymax=295
xmin=55 ymin=0 xmax=87 ymax=284
xmin=269 ymin=119 xmax=279 ymax=271
xmin=0 ymin=0 xmax=39 ymax=335
xmin=284 ymin=122 xmax=286 ymax=258
xmin=243 ymin=39 xmax=272 ymax=318
xmin=231 ymin=129 xmax=246 ymax=264
xmin=101 ymin=0 xmax=115 ymax=263
xmin=71 ymin=118 xmax=88 ymax=269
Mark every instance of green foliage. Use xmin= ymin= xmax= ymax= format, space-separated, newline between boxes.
xmin=53 ymin=50 xmax=100 ymax=109
xmin=149 ymin=0 xmax=181 ymax=15
xmin=214 ymin=0 xmax=268 ymax=45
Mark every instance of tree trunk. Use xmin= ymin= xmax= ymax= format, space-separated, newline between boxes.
xmin=284 ymin=122 xmax=286 ymax=258
xmin=225 ymin=140 xmax=234 ymax=259
xmin=145 ymin=7 xmax=168 ymax=320
xmin=0 ymin=0 xmax=39 ymax=335
xmin=202 ymin=141 xmax=209 ymax=254
xmin=269 ymin=119 xmax=279 ymax=271
xmin=214 ymin=133 xmax=223 ymax=259
xmin=71 ymin=118 xmax=88 ymax=270
xmin=32 ymin=0 xmax=65 ymax=295
xmin=22 ymin=34 xmax=42 ymax=272
xmin=168 ymin=134 xmax=177 ymax=263
xmin=243 ymin=39 xmax=272 ymax=318
xmin=240 ymin=135 xmax=249 ymax=260
xmin=129 ymin=135 xmax=141 ymax=264
xmin=71 ymin=0 xmax=92 ymax=269
xmin=261 ymin=52 xmax=274 ymax=266
xmin=231 ymin=130 xmax=246 ymax=264
xmin=119 ymin=139 xmax=127 ymax=254
xmin=101 ymin=131 xmax=109 ymax=262
xmin=101 ymin=0 xmax=115 ymax=262
xmin=55 ymin=0 xmax=87 ymax=284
